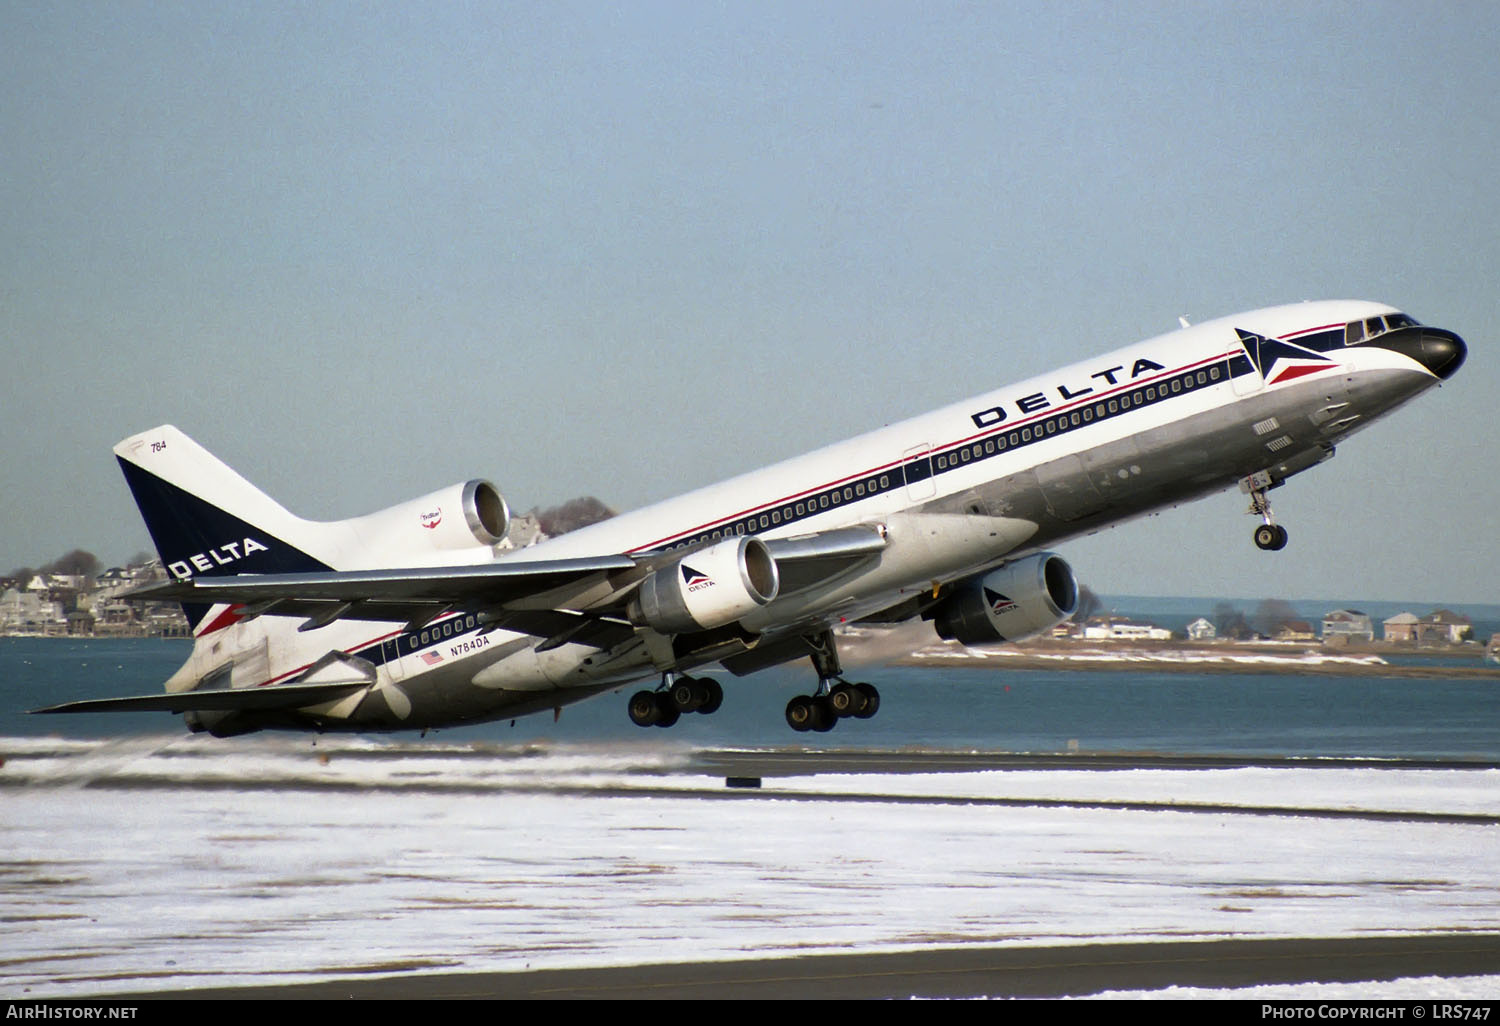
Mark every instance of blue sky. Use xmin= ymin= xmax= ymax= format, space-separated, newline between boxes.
xmin=3 ymin=1 xmax=1496 ymax=603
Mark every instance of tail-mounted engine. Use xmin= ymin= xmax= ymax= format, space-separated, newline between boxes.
xmin=628 ymin=536 xmax=780 ymax=634
xmin=351 ymin=479 xmax=510 ymax=561
xmin=929 ymin=552 xmax=1078 ymax=645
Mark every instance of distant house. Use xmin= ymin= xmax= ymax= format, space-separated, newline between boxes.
xmin=1383 ymin=612 xmax=1420 ymax=643
xmin=1082 ymin=617 xmax=1172 ymax=641
xmin=1322 ymin=609 xmax=1374 ymax=643
xmin=1418 ymin=609 xmax=1472 ymax=644
xmin=0 ymin=587 xmax=65 ymax=633
xmin=1275 ymin=621 xmax=1317 ymax=642
xmin=1186 ymin=617 xmax=1216 ymax=642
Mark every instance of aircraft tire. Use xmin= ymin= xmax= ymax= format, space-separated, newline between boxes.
xmin=653 ymin=693 xmax=681 ymax=728
xmin=828 ymin=682 xmax=862 ymax=717
xmin=698 ymin=677 xmax=724 ymax=715
xmin=670 ymin=678 xmax=704 ymax=713
xmin=785 ymin=695 xmax=814 ymax=732
xmin=853 ymin=682 xmax=880 ymax=719
xmin=1254 ymin=524 xmax=1280 ymax=551
xmin=810 ymin=696 xmax=837 ymax=732
xmin=628 ymin=691 xmax=660 ymax=727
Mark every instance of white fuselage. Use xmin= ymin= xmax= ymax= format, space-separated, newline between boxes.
xmin=172 ymin=300 xmax=1451 ymax=730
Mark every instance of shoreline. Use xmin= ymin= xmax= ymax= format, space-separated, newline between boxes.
xmin=896 ymin=641 xmax=1500 ymax=678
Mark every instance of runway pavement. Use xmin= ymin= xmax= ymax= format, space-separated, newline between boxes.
xmin=118 ymin=934 xmax=1500 ymax=1000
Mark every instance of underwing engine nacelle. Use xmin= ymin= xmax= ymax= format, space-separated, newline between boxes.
xmin=351 ymin=479 xmax=511 ymax=560
xmin=930 ymin=552 xmax=1079 ymax=645
xmin=628 ymin=536 xmax=780 ymax=634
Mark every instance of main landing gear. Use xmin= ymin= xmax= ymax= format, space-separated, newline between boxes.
xmin=785 ymin=681 xmax=880 ymax=733
xmin=784 ymin=631 xmax=882 ymax=734
xmin=628 ymin=673 xmax=723 ymax=728
xmin=1241 ymin=471 xmax=1289 ymax=551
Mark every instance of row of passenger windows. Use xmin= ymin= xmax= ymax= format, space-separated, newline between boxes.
xmin=932 ymin=366 xmax=1222 ymax=469
xmin=409 ymin=613 xmax=478 ymax=650
xmin=665 ymin=475 xmax=896 ymax=550
xmin=652 ymin=361 xmax=1228 ymax=553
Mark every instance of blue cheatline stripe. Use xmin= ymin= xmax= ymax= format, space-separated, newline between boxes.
xmin=633 ymin=350 xmax=1248 ymax=555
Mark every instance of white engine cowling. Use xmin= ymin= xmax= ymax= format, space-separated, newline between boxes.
xmin=352 ymin=479 xmax=510 ymax=560
xmin=628 ymin=536 xmax=780 ymax=634
xmin=931 ymin=552 xmax=1078 ymax=645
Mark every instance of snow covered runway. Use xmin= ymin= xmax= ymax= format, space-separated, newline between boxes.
xmin=3 ymin=736 xmax=1498 ymax=997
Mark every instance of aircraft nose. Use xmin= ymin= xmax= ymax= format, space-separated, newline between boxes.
xmin=1413 ymin=327 xmax=1467 ymax=379
xmin=1370 ymin=326 xmax=1467 ymax=380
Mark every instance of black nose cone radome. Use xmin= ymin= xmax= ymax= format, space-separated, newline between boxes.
xmin=1412 ymin=328 xmax=1467 ymax=379
xmin=1365 ymin=326 xmax=1468 ymax=380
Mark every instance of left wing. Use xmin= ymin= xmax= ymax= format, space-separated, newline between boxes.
xmin=127 ymin=525 xmax=891 ymax=643
xmin=129 ymin=553 xmax=644 ymax=631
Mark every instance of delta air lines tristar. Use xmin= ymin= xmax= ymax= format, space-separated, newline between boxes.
xmin=38 ymin=301 xmax=1466 ymax=736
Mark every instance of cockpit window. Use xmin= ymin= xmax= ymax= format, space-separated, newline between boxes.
xmin=1345 ymin=312 xmax=1418 ymax=345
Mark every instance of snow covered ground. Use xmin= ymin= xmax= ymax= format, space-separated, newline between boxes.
xmin=3 ymin=736 xmax=1498 ymax=998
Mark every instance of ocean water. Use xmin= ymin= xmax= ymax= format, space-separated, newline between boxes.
xmin=5 ymin=636 xmax=1498 ymax=758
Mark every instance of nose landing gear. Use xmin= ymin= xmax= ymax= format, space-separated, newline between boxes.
xmin=1242 ymin=471 xmax=1289 ymax=551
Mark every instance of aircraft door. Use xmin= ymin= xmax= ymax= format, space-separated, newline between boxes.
xmin=1230 ymin=343 xmax=1263 ymax=396
xmin=382 ymin=635 xmax=408 ymax=682
xmin=903 ymin=444 xmax=936 ymax=501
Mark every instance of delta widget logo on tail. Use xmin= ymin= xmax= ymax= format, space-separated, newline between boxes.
xmin=1236 ymin=328 xmax=1335 ymax=386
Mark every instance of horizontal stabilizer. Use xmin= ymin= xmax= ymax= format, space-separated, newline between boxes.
xmin=31 ymin=680 xmax=369 ymax=716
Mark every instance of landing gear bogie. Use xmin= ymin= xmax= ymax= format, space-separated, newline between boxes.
xmin=628 ymin=674 xmax=724 ymax=728
xmin=786 ymin=680 xmax=881 ymax=732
